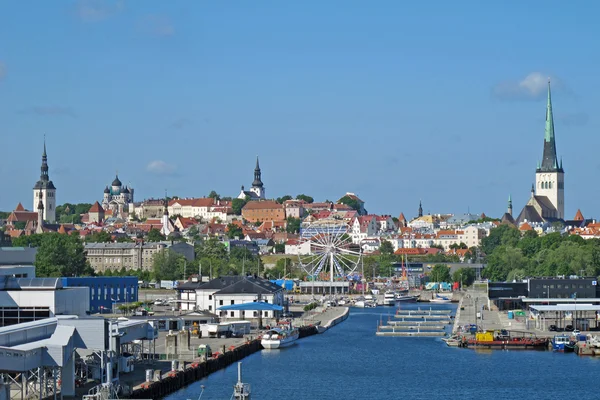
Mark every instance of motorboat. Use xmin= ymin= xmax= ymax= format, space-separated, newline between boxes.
xmin=430 ymin=294 xmax=452 ymax=304
xmin=442 ymin=336 xmax=462 ymax=347
xmin=354 ymin=301 xmax=366 ymax=308
xmin=552 ymin=335 xmax=575 ymax=352
xmin=396 ymin=294 xmax=419 ymax=302
xmin=261 ymin=326 xmax=299 ymax=349
xmin=383 ymin=292 xmax=396 ymax=306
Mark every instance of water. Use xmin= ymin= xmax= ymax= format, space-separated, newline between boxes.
xmin=166 ymin=305 xmax=600 ymax=400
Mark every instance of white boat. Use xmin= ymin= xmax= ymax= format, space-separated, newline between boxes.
xmin=383 ymin=292 xmax=396 ymax=306
xmin=430 ymin=294 xmax=452 ymax=304
xmin=354 ymin=301 xmax=366 ymax=308
xmin=442 ymin=336 xmax=462 ymax=347
xmin=261 ymin=327 xmax=299 ymax=349
xmin=396 ymin=294 xmax=419 ymax=302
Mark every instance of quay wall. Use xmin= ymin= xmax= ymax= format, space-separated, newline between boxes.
xmin=324 ymin=307 xmax=349 ymax=329
xmin=127 ymin=326 xmax=318 ymax=399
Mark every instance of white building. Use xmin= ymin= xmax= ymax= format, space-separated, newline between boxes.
xmin=349 ymin=216 xmax=377 ymax=244
xmin=284 ymin=240 xmax=311 ymax=255
xmin=238 ymin=157 xmax=266 ymax=200
xmin=102 ymin=174 xmax=134 ymax=217
xmin=177 ymin=276 xmax=284 ymax=319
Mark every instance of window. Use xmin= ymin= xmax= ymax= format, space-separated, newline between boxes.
xmin=231 ymin=300 xmax=235 ymax=305
xmin=208 ymin=295 xmax=212 ymax=300
xmin=219 ymin=300 xmax=223 ymax=306
xmin=230 ymin=311 xmax=235 ymax=317
xmin=208 ymin=305 xmax=212 ymax=311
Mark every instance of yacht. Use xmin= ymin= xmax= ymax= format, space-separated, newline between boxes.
xmin=261 ymin=326 xmax=299 ymax=349
xmin=383 ymin=292 xmax=396 ymax=306
xmin=430 ymin=294 xmax=452 ymax=304
xmin=395 ymin=294 xmax=419 ymax=302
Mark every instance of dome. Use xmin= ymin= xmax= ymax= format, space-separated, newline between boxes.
xmin=112 ymin=175 xmax=122 ymax=186
xmin=122 ymin=186 xmax=130 ymax=194
xmin=104 ymin=186 xmax=110 ymax=194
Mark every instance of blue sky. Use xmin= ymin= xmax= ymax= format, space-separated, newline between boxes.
xmin=1 ymin=0 xmax=598 ymax=219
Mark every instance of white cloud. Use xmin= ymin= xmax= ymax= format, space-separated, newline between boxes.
xmin=75 ymin=0 xmax=124 ymax=22
xmin=492 ymin=72 xmax=559 ymax=100
xmin=147 ymin=160 xmax=177 ymax=176
xmin=0 ymin=62 xmax=5 ymax=80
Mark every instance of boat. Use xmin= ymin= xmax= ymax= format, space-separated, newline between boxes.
xmin=383 ymin=292 xmax=396 ymax=306
xmin=354 ymin=300 xmax=366 ymax=308
xmin=465 ymin=330 xmax=548 ymax=350
xmin=442 ymin=335 xmax=462 ymax=347
xmin=396 ymin=294 xmax=419 ymax=302
xmin=261 ymin=326 xmax=299 ymax=349
xmin=430 ymin=294 xmax=452 ymax=304
xmin=551 ymin=335 xmax=575 ymax=352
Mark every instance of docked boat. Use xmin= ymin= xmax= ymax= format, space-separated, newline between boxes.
xmin=396 ymin=294 xmax=419 ymax=302
xmin=430 ymin=294 xmax=452 ymax=304
xmin=551 ymin=335 xmax=575 ymax=352
xmin=465 ymin=330 xmax=548 ymax=350
xmin=442 ymin=335 xmax=462 ymax=347
xmin=383 ymin=292 xmax=396 ymax=306
xmin=261 ymin=326 xmax=299 ymax=349
xmin=354 ymin=300 xmax=366 ymax=308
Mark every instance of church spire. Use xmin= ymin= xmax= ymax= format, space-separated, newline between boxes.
xmin=418 ymin=200 xmax=423 ymax=218
xmin=508 ymin=194 xmax=513 ymax=216
xmin=252 ymin=156 xmax=263 ymax=188
xmin=40 ymin=138 xmax=49 ymax=182
xmin=539 ymin=79 xmax=561 ymax=172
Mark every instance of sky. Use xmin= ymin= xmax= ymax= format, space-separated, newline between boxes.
xmin=1 ymin=0 xmax=599 ymax=219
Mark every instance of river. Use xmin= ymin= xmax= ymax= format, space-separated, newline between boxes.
xmin=165 ymin=304 xmax=600 ymax=400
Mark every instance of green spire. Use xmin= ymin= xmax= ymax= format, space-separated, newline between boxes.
xmin=508 ymin=194 xmax=512 ymax=202
xmin=545 ymin=79 xmax=554 ymax=143
xmin=43 ymin=135 xmax=47 ymax=157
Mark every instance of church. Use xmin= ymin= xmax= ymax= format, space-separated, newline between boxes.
xmin=514 ymin=80 xmax=565 ymax=225
xmin=32 ymin=139 xmax=56 ymax=223
xmin=237 ymin=157 xmax=266 ymax=200
xmin=102 ymin=174 xmax=134 ymax=217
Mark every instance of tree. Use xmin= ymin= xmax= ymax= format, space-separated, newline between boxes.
xmin=481 ymin=224 xmax=520 ymax=255
xmin=147 ymin=228 xmax=165 ymax=242
xmin=379 ymin=240 xmax=394 ymax=256
xmin=286 ymin=217 xmax=301 ymax=234
xmin=152 ymin=249 xmax=186 ymax=281
xmin=296 ymin=194 xmax=314 ymax=204
xmin=227 ymin=223 xmax=243 ymax=239
xmin=452 ymin=267 xmax=476 ymax=287
xmin=274 ymin=243 xmax=285 ymax=254
xmin=338 ymin=195 xmax=361 ymax=212
xmin=197 ymin=238 xmax=228 ymax=259
xmin=86 ymin=231 xmax=113 ymax=243
xmin=12 ymin=234 xmax=45 ymax=248
xmin=232 ymin=198 xmax=247 ymax=215
xmin=276 ymin=195 xmax=292 ymax=204
xmin=34 ymin=233 xmax=93 ymax=277
xmin=430 ymin=264 xmax=451 ymax=283
xmin=208 ymin=191 xmax=220 ymax=200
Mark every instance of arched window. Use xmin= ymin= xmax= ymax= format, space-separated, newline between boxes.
xmin=549 ymin=182 xmax=552 ymax=189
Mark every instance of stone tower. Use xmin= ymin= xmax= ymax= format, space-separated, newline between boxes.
xmin=535 ymin=80 xmax=564 ymax=219
xmin=33 ymin=138 xmax=56 ymax=223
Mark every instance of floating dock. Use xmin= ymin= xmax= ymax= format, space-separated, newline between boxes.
xmin=376 ymin=330 xmax=446 ymax=337
xmin=395 ymin=308 xmax=452 ymax=315
xmin=388 ymin=321 xmax=448 ymax=326
xmin=379 ymin=325 xmax=446 ymax=330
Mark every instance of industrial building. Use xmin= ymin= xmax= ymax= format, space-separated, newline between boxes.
xmin=61 ymin=276 xmax=138 ymax=314
xmin=0 ymin=247 xmax=37 ymax=278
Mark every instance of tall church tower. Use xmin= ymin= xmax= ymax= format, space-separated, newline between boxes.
xmin=250 ymin=156 xmax=265 ymax=199
xmin=535 ymin=80 xmax=564 ymax=219
xmin=33 ymin=138 xmax=57 ymax=223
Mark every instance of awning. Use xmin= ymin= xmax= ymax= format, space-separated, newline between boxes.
xmin=530 ymin=304 xmax=600 ymax=312
xmin=217 ymin=302 xmax=283 ymax=311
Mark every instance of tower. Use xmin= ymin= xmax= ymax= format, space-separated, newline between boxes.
xmin=36 ymin=190 xmax=44 ymax=234
xmin=507 ymin=194 xmax=513 ymax=216
xmin=418 ymin=200 xmax=423 ymax=218
xmin=33 ymin=138 xmax=57 ymax=223
xmin=535 ymin=80 xmax=564 ymax=219
xmin=249 ymin=156 xmax=265 ymax=199
xmin=161 ymin=192 xmax=171 ymax=236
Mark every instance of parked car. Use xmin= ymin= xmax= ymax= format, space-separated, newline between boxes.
xmin=549 ymin=325 xmax=557 ymax=331
xmin=565 ymin=325 xmax=574 ymax=331
xmin=572 ymin=329 xmax=581 ymax=336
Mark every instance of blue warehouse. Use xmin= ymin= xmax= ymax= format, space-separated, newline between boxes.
xmin=61 ymin=276 xmax=139 ymax=313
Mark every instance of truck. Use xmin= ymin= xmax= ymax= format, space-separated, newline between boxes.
xmin=160 ymin=280 xmax=178 ymax=290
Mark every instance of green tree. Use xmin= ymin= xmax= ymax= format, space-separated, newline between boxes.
xmin=452 ymin=267 xmax=476 ymax=287
xmin=430 ymin=264 xmax=451 ymax=283
xmin=12 ymin=234 xmax=45 ymax=248
xmin=338 ymin=195 xmax=361 ymax=212
xmin=87 ymin=231 xmax=113 ymax=243
xmin=296 ymin=194 xmax=314 ymax=204
xmin=481 ymin=224 xmax=520 ymax=255
xmin=227 ymin=223 xmax=243 ymax=239
xmin=274 ymin=243 xmax=285 ymax=253
xmin=35 ymin=233 xmax=93 ymax=277
xmin=116 ymin=235 xmax=133 ymax=243
xmin=152 ymin=249 xmax=186 ymax=281
xmin=197 ymin=238 xmax=228 ymax=259
xmin=232 ymin=198 xmax=247 ymax=215
xmin=276 ymin=195 xmax=293 ymax=204
xmin=147 ymin=228 xmax=165 ymax=242
xmin=286 ymin=217 xmax=301 ymax=234
xmin=208 ymin=191 xmax=220 ymax=200
xmin=379 ymin=240 xmax=394 ymax=256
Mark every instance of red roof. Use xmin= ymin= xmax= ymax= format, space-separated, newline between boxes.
xmin=519 ymin=222 xmax=533 ymax=231
xmin=89 ymin=201 xmax=103 ymax=213
xmin=574 ymin=209 xmax=584 ymax=221
xmin=15 ymin=203 xmax=25 ymax=212
xmin=242 ymin=200 xmax=283 ymax=210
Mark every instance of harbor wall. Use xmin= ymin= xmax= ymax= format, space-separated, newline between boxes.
xmin=127 ymin=326 xmax=318 ymax=399
xmin=324 ymin=307 xmax=349 ymax=329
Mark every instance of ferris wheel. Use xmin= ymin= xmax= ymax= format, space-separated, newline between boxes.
xmin=298 ymin=222 xmax=361 ymax=282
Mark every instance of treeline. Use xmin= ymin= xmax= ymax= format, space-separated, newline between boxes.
xmin=481 ymin=224 xmax=600 ymax=282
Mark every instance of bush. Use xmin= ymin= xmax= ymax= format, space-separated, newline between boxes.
xmin=303 ymin=302 xmax=318 ymax=312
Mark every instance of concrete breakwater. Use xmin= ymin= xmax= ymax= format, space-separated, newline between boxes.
xmin=127 ymin=325 xmax=318 ymax=399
